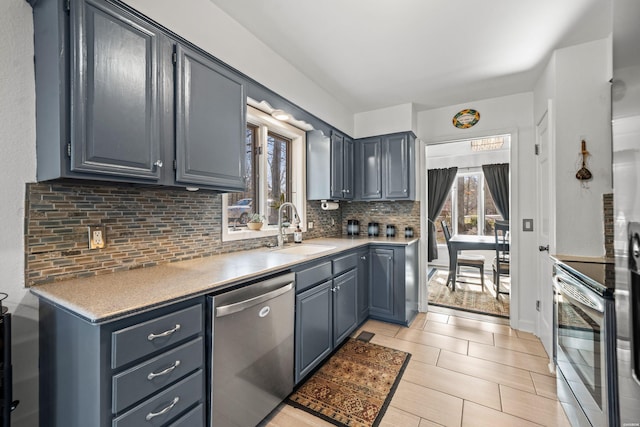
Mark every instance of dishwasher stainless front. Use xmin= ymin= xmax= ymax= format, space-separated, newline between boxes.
xmin=208 ymin=272 xmax=295 ymax=427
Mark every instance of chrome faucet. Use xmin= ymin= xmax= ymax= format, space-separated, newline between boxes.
xmin=277 ymin=202 xmax=300 ymax=248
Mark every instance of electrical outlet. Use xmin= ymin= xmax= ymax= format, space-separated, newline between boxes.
xmin=88 ymin=226 xmax=106 ymax=249
xmin=308 ymin=221 xmax=314 ymax=229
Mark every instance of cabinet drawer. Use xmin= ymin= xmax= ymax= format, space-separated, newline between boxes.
xmin=112 ymin=337 xmax=204 ymax=413
xmin=167 ymin=403 xmax=204 ymax=427
xmin=112 ymin=304 xmax=202 ymax=369
xmin=112 ymin=370 xmax=203 ymax=427
xmin=296 ymin=261 xmax=332 ymax=292
xmin=333 ymin=252 xmax=358 ymax=275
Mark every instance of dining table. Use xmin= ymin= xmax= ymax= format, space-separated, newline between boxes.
xmin=446 ymin=234 xmax=509 ymax=291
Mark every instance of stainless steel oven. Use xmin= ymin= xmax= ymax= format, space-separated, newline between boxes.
xmin=553 ymin=262 xmax=617 ymax=427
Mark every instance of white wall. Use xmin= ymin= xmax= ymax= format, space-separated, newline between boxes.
xmin=418 ymin=92 xmax=538 ymax=332
xmin=554 ymin=38 xmax=612 ymax=257
xmin=0 ymin=0 xmax=39 ymax=425
xmin=122 ymin=0 xmax=354 ymax=135
xmin=535 ymin=39 xmax=612 ymax=258
xmin=353 ymin=103 xmax=417 ymax=138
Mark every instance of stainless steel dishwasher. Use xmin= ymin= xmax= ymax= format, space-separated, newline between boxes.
xmin=208 ymin=272 xmax=295 ymax=427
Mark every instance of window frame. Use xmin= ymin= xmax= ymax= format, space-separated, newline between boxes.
xmin=221 ymin=106 xmax=306 ymax=242
xmin=436 ymin=167 xmax=500 ymax=244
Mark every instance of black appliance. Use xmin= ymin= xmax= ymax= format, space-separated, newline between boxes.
xmin=618 ymin=223 xmax=640 ymax=424
xmin=0 ymin=293 xmax=18 ymax=427
xmin=553 ymin=261 xmax=617 ymax=427
xmin=613 ymin=0 xmax=640 ymax=424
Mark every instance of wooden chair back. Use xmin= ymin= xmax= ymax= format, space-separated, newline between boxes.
xmin=494 ymin=220 xmax=510 ymax=263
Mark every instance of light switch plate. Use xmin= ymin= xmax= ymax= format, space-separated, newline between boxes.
xmin=88 ymin=225 xmax=106 ymax=249
xmin=523 ymin=219 xmax=534 ymax=232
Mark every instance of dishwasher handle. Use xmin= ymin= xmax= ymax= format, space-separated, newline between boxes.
xmin=215 ymin=282 xmax=294 ymax=318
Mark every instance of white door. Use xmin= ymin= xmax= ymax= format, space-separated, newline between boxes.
xmin=536 ymin=107 xmax=554 ymax=359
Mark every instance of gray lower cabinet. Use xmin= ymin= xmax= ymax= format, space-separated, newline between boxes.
xmin=357 ymin=250 xmax=370 ymax=323
xmin=294 ymin=252 xmax=361 ymax=383
xmin=369 ymin=242 xmax=419 ymax=326
xmin=295 ymin=280 xmax=333 ymax=383
xmin=39 ymin=298 xmax=206 ymax=427
xmin=355 ymin=132 xmax=416 ymax=200
xmin=31 ymin=0 xmax=246 ymax=191
xmin=333 ymin=269 xmax=358 ymax=345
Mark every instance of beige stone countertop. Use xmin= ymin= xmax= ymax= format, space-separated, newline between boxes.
xmin=30 ymin=236 xmax=418 ymax=324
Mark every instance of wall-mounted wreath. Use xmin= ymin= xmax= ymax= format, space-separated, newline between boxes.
xmin=452 ymin=109 xmax=480 ymax=129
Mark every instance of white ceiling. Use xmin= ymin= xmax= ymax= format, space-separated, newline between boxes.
xmin=209 ymin=0 xmax=611 ymax=114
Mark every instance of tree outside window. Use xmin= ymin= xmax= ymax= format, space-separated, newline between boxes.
xmin=434 ymin=169 xmax=500 ymax=242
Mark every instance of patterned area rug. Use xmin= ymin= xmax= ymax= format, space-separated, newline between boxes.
xmin=287 ymin=338 xmax=411 ymax=427
xmin=428 ymin=268 xmax=510 ymax=318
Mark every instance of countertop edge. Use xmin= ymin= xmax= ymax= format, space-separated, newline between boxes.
xmin=30 ymin=236 xmax=419 ymax=323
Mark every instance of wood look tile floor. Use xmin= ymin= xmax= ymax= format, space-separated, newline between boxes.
xmin=264 ymin=306 xmax=571 ymax=427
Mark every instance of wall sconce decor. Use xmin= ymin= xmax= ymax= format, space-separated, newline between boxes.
xmin=575 ymin=140 xmax=593 ymax=181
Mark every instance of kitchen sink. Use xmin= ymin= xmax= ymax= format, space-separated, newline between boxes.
xmin=273 ymin=244 xmax=336 ymax=255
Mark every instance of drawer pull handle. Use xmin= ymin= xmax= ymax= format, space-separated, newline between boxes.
xmin=145 ymin=396 xmax=179 ymax=421
xmin=147 ymin=324 xmax=181 ymax=341
xmin=147 ymin=360 xmax=181 ymax=380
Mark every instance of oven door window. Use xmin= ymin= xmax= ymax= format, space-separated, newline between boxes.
xmin=556 ymin=284 xmax=605 ymax=412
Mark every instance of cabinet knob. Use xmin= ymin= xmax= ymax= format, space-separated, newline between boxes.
xmin=154 ymin=160 xmax=163 ymax=168
xmin=403 ymin=189 xmax=407 ymax=192
xmin=360 ymin=256 xmax=366 ymax=260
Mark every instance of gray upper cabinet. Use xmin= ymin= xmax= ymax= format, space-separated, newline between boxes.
xmin=330 ymin=131 xmax=354 ymax=200
xmin=356 ymin=132 xmax=416 ymax=200
xmin=175 ymin=44 xmax=246 ymax=191
xmin=32 ymin=0 xmax=247 ymax=192
xmin=306 ymin=129 xmax=353 ymax=200
xmin=383 ymin=134 xmax=413 ymax=199
xmin=70 ymin=0 xmax=163 ymax=180
xmin=357 ymin=137 xmax=382 ymax=199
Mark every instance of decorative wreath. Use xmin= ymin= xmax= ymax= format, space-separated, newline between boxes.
xmin=452 ymin=109 xmax=480 ymax=129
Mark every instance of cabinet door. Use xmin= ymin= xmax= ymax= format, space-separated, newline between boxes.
xmin=342 ymin=136 xmax=355 ymax=200
xmin=357 ymin=251 xmax=370 ymax=323
xmin=383 ymin=134 xmax=410 ymax=199
xmin=295 ymin=281 xmax=333 ymax=383
xmin=369 ymin=248 xmax=395 ymax=318
xmin=175 ymin=44 xmax=246 ymax=190
xmin=333 ymin=270 xmax=358 ymax=346
xmin=330 ymin=131 xmax=345 ymax=199
xmin=358 ymin=138 xmax=382 ymax=200
xmin=70 ymin=0 xmax=162 ymax=180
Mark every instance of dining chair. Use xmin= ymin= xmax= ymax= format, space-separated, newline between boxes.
xmin=493 ymin=220 xmax=510 ymax=299
xmin=441 ymin=221 xmax=486 ymax=290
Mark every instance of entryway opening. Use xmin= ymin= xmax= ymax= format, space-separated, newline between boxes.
xmin=426 ymin=135 xmax=511 ymax=319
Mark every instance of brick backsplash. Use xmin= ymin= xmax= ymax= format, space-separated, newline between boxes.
xmin=603 ymin=193 xmax=613 ymax=259
xmin=341 ymin=201 xmax=421 ymax=237
xmin=25 ymin=182 xmax=341 ymax=286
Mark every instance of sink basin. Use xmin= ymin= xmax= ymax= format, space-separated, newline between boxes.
xmin=273 ymin=244 xmax=336 ymax=255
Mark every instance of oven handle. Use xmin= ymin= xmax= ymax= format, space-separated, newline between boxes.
xmin=554 ymin=271 xmax=604 ymax=314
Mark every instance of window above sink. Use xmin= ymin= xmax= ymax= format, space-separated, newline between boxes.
xmin=222 ymin=106 xmax=307 ymax=242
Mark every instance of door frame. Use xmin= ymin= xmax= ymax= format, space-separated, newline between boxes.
xmin=419 ymin=127 xmax=520 ymax=330
xmin=535 ymin=101 xmax=556 ymax=358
